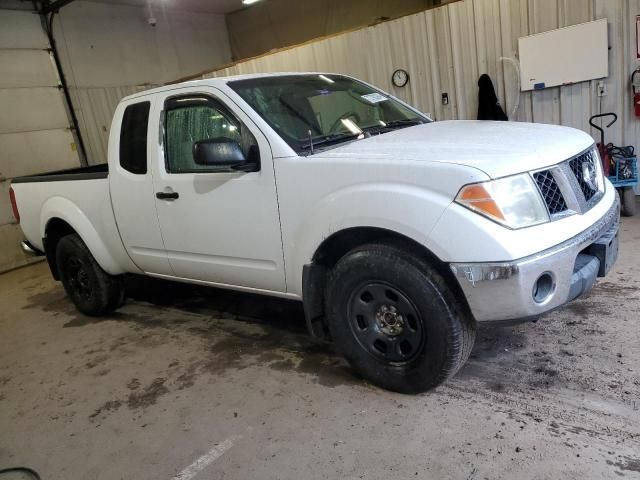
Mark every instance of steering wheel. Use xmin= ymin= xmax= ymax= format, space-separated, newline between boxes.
xmin=329 ymin=112 xmax=361 ymax=134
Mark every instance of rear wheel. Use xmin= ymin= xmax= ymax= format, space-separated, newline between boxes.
xmin=56 ymin=234 xmax=124 ymax=316
xmin=622 ymin=187 xmax=636 ymax=217
xmin=325 ymin=242 xmax=476 ymax=393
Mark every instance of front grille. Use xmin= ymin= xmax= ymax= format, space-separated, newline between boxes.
xmin=533 ymin=170 xmax=568 ymax=215
xmin=569 ymin=149 xmax=599 ymax=202
xmin=532 ymin=146 xmax=604 ymax=219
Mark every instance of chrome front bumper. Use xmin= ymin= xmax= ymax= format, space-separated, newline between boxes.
xmin=450 ymin=198 xmax=620 ymax=322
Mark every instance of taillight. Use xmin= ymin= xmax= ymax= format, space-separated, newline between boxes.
xmin=9 ymin=186 xmax=19 ymax=224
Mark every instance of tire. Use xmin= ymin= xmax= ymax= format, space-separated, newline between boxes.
xmin=622 ymin=187 xmax=636 ymax=217
xmin=325 ymin=242 xmax=476 ymax=393
xmin=56 ymin=234 xmax=125 ymax=316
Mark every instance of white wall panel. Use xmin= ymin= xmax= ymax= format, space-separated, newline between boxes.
xmin=0 ymin=50 xmax=58 ymax=88
xmin=55 ymin=2 xmax=231 ymax=88
xmin=596 ymin=0 xmax=626 ymax=146
xmin=44 ymin=1 xmax=233 ymax=166
xmin=0 ymin=88 xmax=69 ymax=134
xmin=433 ymin=7 xmax=458 ymax=120
xmin=396 ymin=15 xmax=429 ymax=114
xmin=0 ymin=129 xmax=79 ymax=178
xmin=0 ymin=10 xmax=48 ymax=48
xmin=0 ymin=223 xmax=42 ymax=273
xmin=450 ymin=0 xmax=479 ymax=120
xmin=200 ymin=0 xmax=639 ymax=152
xmin=0 ymin=181 xmax=14 ymax=225
xmin=498 ymin=0 xmax=528 ymax=121
xmin=0 ymin=9 xmax=79 ymax=273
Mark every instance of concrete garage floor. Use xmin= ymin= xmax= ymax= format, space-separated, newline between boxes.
xmin=1 ymin=217 xmax=639 ymax=480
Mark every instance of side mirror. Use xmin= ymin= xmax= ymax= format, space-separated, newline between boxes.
xmin=193 ymin=138 xmax=256 ymax=171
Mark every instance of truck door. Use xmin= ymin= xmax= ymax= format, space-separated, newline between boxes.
xmin=110 ymin=99 xmax=172 ymax=275
xmin=151 ymin=88 xmax=286 ymax=292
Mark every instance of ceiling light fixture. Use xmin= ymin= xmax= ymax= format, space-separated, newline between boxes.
xmin=242 ymin=0 xmax=262 ymax=4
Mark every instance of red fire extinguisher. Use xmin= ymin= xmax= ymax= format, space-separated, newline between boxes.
xmin=633 ymin=68 xmax=640 ymax=117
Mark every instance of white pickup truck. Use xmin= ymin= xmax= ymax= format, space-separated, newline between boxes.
xmin=10 ymin=73 xmax=619 ymax=393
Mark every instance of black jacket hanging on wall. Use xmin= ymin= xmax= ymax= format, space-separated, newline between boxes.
xmin=477 ymin=74 xmax=508 ymax=121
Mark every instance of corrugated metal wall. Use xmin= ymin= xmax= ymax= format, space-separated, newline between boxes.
xmin=202 ymin=0 xmax=640 ymax=153
xmin=53 ymin=1 xmax=233 ymax=166
xmin=226 ymin=0 xmax=449 ymax=60
xmin=71 ymin=85 xmax=158 ymax=165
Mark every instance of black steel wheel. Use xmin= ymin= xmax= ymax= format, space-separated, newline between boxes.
xmin=325 ymin=241 xmax=476 ymax=393
xmin=56 ymin=234 xmax=124 ymax=316
xmin=66 ymin=256 xmax=94 ymax=300
xmin=348 ymin=282 xmax=425 ymax=364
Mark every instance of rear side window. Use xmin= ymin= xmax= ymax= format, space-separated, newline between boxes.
xmin=120 ymin=101 xmax=150 ymax=174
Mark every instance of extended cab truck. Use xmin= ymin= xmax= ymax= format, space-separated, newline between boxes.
xmin=10 ymin=73 xmax=619 ymax=393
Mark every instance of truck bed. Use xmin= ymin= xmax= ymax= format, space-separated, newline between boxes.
xmin=10 ymin=164 xmax=130 ymax=276
xmin=11 ymin=164 xmax=108 ymax=184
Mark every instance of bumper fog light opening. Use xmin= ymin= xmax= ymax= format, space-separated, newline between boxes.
xmin=533 ymin=272 xmax=555 ymax=304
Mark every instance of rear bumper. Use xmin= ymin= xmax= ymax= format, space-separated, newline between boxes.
xmin=450 ymin=196 xmax=620 ymax=322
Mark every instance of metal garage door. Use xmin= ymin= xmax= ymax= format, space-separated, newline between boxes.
xmin=0 ymin=9 xmax=80 ymax=272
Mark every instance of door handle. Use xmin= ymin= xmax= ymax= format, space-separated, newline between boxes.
xmin=156 ymin=191 xmax=179 ymax=200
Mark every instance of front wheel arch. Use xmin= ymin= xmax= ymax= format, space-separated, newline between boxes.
xmin=302 ymin=227 xmax=474 ymax=339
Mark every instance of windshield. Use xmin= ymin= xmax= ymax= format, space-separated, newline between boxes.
xmin=228 ymin=74 xmax=429 ymax=154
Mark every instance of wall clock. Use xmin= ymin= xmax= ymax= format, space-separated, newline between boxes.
xmin=392 ymin=69 xmax=409 ymax=87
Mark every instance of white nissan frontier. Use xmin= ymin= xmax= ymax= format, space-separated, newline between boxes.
xmin=10 ymin=73 xmax=619 ymax=393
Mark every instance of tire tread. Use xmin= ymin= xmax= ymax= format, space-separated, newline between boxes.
xmin=325 ymin=241 xmax=476 ymax=393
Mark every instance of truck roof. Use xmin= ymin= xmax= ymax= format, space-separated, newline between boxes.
xmin=122 ymin=72 xmax=334 ymax=102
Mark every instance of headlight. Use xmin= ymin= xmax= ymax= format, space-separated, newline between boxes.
xmin=455 ymin=173 xmax=549 ymax=229
xmin=592 ymin=148 xmax=606 ymax=192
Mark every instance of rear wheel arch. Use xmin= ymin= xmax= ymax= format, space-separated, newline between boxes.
xmin=39 ymin=196 xmax=126 ymax=277
xmin=43 ymin=215 xmax=125 ymax=280
xmin=43 ymin=218 xmax=77 ymax=279
xmin=302 ymin=227 xmax=473 ymax=339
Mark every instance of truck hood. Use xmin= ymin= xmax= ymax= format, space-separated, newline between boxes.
xmin=319 ymin=120 xmax=595 ymax=179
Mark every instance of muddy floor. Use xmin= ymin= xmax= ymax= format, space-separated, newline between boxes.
xmin=1 ymin=216 xmax=639 ymax=479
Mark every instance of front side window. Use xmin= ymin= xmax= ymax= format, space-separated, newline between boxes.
xmin=120 ymin=101 xmax=150 ymax=174
xmin=164 ymin=97 xmax=258 ymax=173
xmin=228 ymin=74 xmax=429 ymax=155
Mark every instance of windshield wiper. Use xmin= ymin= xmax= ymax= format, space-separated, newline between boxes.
xmin=299 ymin=119 xmax=425 ymax=152
xmin=300 ymin=132 xmax=362 ymax=151
xmin=362 ymin=119 xmax=425 ymax=136
xmin=384 ymin=119 xmax=425 ymax=128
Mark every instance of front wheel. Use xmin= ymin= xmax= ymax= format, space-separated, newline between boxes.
xmin=325 ymin=243 xmax=476 ymax=393
xmin=56 ymin=234 xmax=125 ymax=316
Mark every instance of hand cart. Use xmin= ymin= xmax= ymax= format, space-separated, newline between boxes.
xmin=589 ymin=113 xmax=637 ymax=216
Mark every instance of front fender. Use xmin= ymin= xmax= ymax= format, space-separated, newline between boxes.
xmin=40 ymin=196 xmax=125 ymax=276
xmin=287 ymin=182 xmax=453 ymax=295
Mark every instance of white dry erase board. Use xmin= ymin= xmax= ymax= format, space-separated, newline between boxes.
xmin=519 ymin=19 xmax=608 ymax=91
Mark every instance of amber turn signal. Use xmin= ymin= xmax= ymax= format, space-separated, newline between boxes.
xmin=457 ymin=184 xmax=506 ymax=221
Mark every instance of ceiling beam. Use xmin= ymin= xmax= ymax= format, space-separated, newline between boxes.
xmin=40 ymin=0 xmax=75 ymax=14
